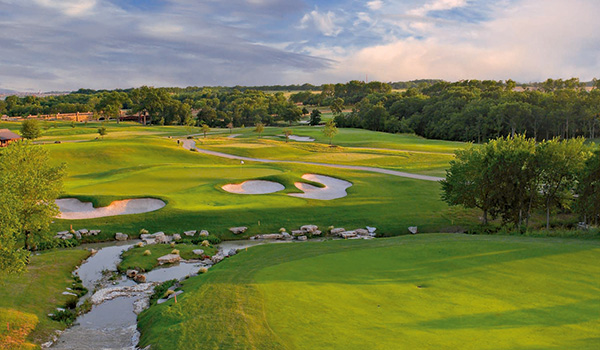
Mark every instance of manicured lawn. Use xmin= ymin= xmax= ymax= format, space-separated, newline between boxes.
xmin=119 ymin=243 xmax=218 ymax=272
xmin=137 ymin=234 xmax=600 ymax=350
xmin=0 ymin=249 xmax=89 ymax=348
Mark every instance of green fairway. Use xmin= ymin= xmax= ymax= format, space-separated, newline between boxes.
xmin=137 ymin=234 xmax=600 ymax=350
xmin=0 ymin=249 xmax=89 ymax=348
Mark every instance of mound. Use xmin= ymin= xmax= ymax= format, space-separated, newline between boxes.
xmin=289 ymin=174 xmax=352 ymax=200
xmin=222 ymin=180 xmax=285 ymax=194
xmin=56 ymin=198 xmax=166 ymax=219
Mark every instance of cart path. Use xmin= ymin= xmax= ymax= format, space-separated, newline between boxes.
xmin=182 ymin=139 xmax=444 ymax=182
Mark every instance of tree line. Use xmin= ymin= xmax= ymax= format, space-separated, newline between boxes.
xmin=441 ymin=135 xmax=599 ymax=230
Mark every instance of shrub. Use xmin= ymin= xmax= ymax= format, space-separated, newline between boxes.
xmin=171 ymin=249 xmax=180 ymax=255
xmin=170 ymin=242 xmax=176 ymax=248
xmin=279 ymin=227 xmax=287 ymax=233
xmin=201 ymin=240 xmax=209 ymax=247
xmin=135 ymin=242 xmax=144 ymax=248
xmin=64 ymin=296 xmax=78 ymax=310
xmin=143 ymin=250 xmax=152 ymax=256
xmin=140 ymin=228 xmax=149 ymax=235
xmin=191 ymin=235 xmax=221 ymax=245
xmin=198 ymin=267 xmax=208 ymax=274
xmin=49 ymin=310 xmax=77 ymax=325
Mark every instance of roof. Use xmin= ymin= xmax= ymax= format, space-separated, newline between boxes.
xmin=0 ymin=129 xmax=22 ymax=141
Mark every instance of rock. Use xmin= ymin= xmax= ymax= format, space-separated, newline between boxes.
xmin=330 ymin=228 xmax=345 ymax=235
xmin=134 ymin=274 xmax=147 ymax=283
xmin=126 ymin=270 xmax=138 ymax=278
xmin=53 ymin=234 xmax=62 ymax=239
xmin=140 ymin=234 xmax=152 ymax=240
xmin=157 ymin=254 xmax=181 ymax=265
xmin=312 ymin=230 xmax=322 ymax=236
xmin=340 ymin=231 xmax=357 ymax=239
xmin=89 ymin=249 xmax=97 ymax=255
xmin=229 ymin=227 xmax=248 ymax=235
xmin=62 ymin=291 xmax=77 ymax=296
xmin=62 ymin=233 xmax=73 ymax=240
xmin=408 ymin=226 xmax=418 ymax=234
xmin=300 ymin=225 xmax=318 ymax=233
xmin=291 ymin=230 xmax=304 ymax=236
xmin=173 ymin=234 xmax=182 ymax=241
xmin=153 ymin=232 xmax=167 ymax=243
xmin=74 ymin=231 xmax=82 ymax=240
xmin=355 ymin=228 xmax=369 ymax=236
xmin=228 ymin=249 xmax=237 ymax=256
xmin=200 ymin=230 xmax=209 ymax=237
xmin=57 ymin=231 xmax=69 ymax=236
xmin=366 ymin=226 xmax=376 ymax=233
xmin=79 ymin=229 xmax=89 ymax=235
xmin=192 ymin=249 xmax=204 ymax=255
xmin=143 ymin=238 xmax=157 ymax=245
xmin=297 ymin=235 xmax=308 ymax=241
xmin=211 ymin=254 xmax=224 ymax=264
xmin=115 ymin=232 xmax=128 ymax=241
xmin=89 ymin=230 xmax=101 ymax=236
xmin=184 ymin=230 xmax=197 ymax=236
xmin=282 ymin=232 xmax=292 ymax=239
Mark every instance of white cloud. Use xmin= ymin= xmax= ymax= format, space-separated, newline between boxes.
xmin=300 ymin=9 xmax=343 ymax=37
xmin=366 ymin=0 xmax=384 ymax=11
xmin=309 ymin=0 xmax=600 ymax=83
xmin=407 ymin=0 xmax=468 ymax=17
xmin=33 ymin=0 xmax=96 ymax=16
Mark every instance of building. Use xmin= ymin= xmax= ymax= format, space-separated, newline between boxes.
xmin=0 ymin=129 xmax=22 ymax=147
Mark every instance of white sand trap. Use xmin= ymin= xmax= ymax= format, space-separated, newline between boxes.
xmin=284 ymin=135 xmax=315 ymax=142
xmin=289 ymin=174 xmax=352 ymax=200
xmin=56 ymin=198 xmax=166 ymax=219
xmin=222 ymin=180 xmax=285 ymax=194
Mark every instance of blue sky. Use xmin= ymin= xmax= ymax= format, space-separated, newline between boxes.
xmin=0 ymin=0 xmax=598 ymax=91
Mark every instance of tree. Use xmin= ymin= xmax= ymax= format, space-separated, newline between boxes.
xmin=20 ymin=119 xmax=42 ymax=140
xmin=281 ymin=105 xmax=302 ymax=125
xmin=323 ymin=119 xmax=338 ymax=145
xmin=309 ymin=109 xmax=322 ymax=126
xmin=0 ymin=142 xmax=65 ymax=273
xmin=254 ymin=122 xmax=264 ymax=138
xmin=98 ymin=126 xmax=107 ymax=139
xmin=283 ymin=128 xmax=292 ymax=143
xmin=201 ymin=124 xmax=210 ymax=139
xmin=227 ymin=122 xmax=234 ymax=134
xmin=537 ymin=138 xmax=589 ymax=229
xmin=441 ymin=145 xmax=494 ymax=224
xmin=330 ymin=98 xmax=344 ymax=115
xmin=577 ymin=149 xmax=600 ymax=226
xmin=301 ymin=107 xmax=309 ymax=116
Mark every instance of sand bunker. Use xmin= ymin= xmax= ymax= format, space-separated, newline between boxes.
xmin=222 ymin=180 xmax=285 ymax=194
xmin=56 ymin=198 xmax=166 ymax=219
xmin=289 ymin=174 xmax=352 ymax=200
xmin=285 ymin=135 xmax=315 ymax=142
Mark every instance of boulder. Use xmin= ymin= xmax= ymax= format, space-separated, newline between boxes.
xmin=115 ymin=232 xmax=128 ymax=241
xmin=143 ymin=238 xmax=157 ymax=245
xmin=79 ymin=229 xmax=89 ymax=235
xmin=62 ymin=233 xmax=74 ymax=240
xmin=200 ymin=230 xmax=209 ymax=237
xmin=282 ymin=232 xmax=292 ymax=239
xmin=134 ymin=274 xmax=147 ymax=283
xmin=408 ymin=226 xmax=418 ymax=234
xmin=229 ymin=227 xmax=247 ymax=235
xmin=126 ymin=270 xmax=138 ymax=278
xmin=173 ymin=234 xmax=182 ymax=241
xmin=157 ymin=254 xmax=181 ymax=265
xmin=192 ymin=249 xmax=205 ymax=256
xmin=291 ymin=230 xmax=304 ymax=236
xmin=300 ymin=225 xmax=318 ymax=233
xmin=89 ymin=249 xmax=98 ymax=255
xmin=140 ymin=234 xmax=152 ymax=240
xmin=330 ymin=228 xmax=345 ymax=235
xmin=297 ymin=235 xmax=308 ymax=241
xmin=355 ymin=228 xmax=369 ymax=236
xmin=257 ymin=234 xmax=283 ymax=240
xmin=184 ymin=230 xmax=197 ymax=236
xmin=74 ymin=231 xmax=82 ymax=240
xmin=89 ymin=230 xmax=101 ymax=236
xmin=57 ymin=231 xmax=69 ymax=236
xmin=366 ymin=226 xmax=376 ymax=234
xmin=228 ymin=249 xmax=237 ymax=256
xmin=153 ymin=232 xmax=168 ymax=243
xmin=312 ymin=230 xmax=322 ymax=236
xmin=340 ymin=231 xmax=357 ymax=239
xmin=211 ymin=254 xmax=224 ymax=264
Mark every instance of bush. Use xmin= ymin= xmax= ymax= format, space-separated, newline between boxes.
xmin=143 ymin=250 xmax=151 ymax=256
xmin=140 ymin=228 xmax=149 ymax=235
xmin=171 ymin=249 xmax=179 ymax=255
xmin=191 ymin=235 xmax=221 ymax=245
xmin=64 ymin=296 xmax=78 ymax=310
xmin=201 ymin=240 xmax=209 ymax=247
xmin=170 ymin=242 xmax=176 ymax=248
xmin=34 ymin=237 xmax=80 ymax=251
xmin=136 ymin=242 xmax=144 ymax=248
xmin=49 ymin=310 xmax=77 ymax=325
xmin=198 ymin=267 xmax=208 ymax=274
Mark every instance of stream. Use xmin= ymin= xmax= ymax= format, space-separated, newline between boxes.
xmin=48 ymin=239 xmax=273 ymax=350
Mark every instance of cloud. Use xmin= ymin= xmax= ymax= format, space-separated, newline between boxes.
xmin=407 ymin=0 xmax=468 ymax=17
xmin=33 ymin=0 xmax=97 ymax=16
xmin=366 ymin=1 xmax=383 ymax=11
xmin=300 ymin=9 xmax=343 ymax=37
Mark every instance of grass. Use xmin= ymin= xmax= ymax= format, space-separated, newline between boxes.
xmin=119 ymin=243 xmax=218 ymax=272
xmin=137 ymin=233 xmax=600 ymax=350
xmin=0 ymin=249 xmax=90 ymax=348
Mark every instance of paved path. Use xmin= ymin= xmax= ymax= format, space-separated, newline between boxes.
xmin=182 ymin=139 xmax=443 ymax=182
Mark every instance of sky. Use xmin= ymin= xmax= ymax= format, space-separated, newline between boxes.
xmin=0 ymin=0 xmax=599 ymax=91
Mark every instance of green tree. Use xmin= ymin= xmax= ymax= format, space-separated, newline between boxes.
xmin=227 ymin=122 xmax=234 ymax=134
xmin=441 ymin=145 xmax=494 ymax=224
xmin=98 ymin=126 xmax=107 ymax=139
xmin=0 ymin=142 xmax=65 ymax=266
xmin=537 ymin=138 xmax=589 ymax=229
xmin=282 ymin=105 xmax=302 ymax=126
xmin=309 ymin=109 xmax=322 ymax=126
xmin=20 ymin=119 xmax=42 ymax=140
xmin=283 ymin=128 xmax=292 ymax=143
xmin=254 ymin=122 xmax=264 ymax=138
xmin=323 ymin=119 xmax=338 ymax=145
xmin=330 ymin=98 xmax=344 ymax=115
xmin=301 ymin=107 xmax=309 ymax=116
xmin=577 ymin=149 xmax=600 ymax=226
xmin=201 ymin=124 xmax=211 ymax=139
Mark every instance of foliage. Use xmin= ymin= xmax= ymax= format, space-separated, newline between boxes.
xmin=283 ymin=128 xmax=292 ymax=143
xmin=201 ymin=124 xmax=210 ymax=138
xmin=309 ymin=109 xmax=322 ymax=126
xmin=253 ymin=122 xmax=264 ymax=138
xmin=0 ymin=142 xmax=65 ymax=274
xmin=20 ymin=119 xmax=42 ymax=140
xmin=322 ymin=119 xmax=338 ymax=145
xmin=577 ymin=149 xmax=600 ymax=225
xmin=97 ymin=126 xmax=107 ymax=139
xmin=149 ymin=279 xmax=178 ymax=305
